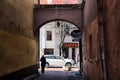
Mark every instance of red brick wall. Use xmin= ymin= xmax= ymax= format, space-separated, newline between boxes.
xmin=82 ymin=0 xmax=103 ymax=79
xmin=34 ymin=5 xmax=82 ymax=35
xmin=83 ymin=0 xmax=120 ymax=80
xmin=83 ymin=0 xmax=97 ymax=27
xmin=82 ymin=17 xmax=103 ymax=80
xmin=104 ymin=0 xmax=120 ymax=80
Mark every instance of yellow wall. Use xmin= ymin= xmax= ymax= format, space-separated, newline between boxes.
xmin=0 ymin=0 xmax=38 ymax=76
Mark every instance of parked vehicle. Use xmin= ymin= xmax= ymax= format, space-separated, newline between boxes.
xmin=39 ymin=55 xmax=75 ymax=67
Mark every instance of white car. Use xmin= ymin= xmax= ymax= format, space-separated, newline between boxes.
xmin=40 ymin=55 xmax=75 ymax=67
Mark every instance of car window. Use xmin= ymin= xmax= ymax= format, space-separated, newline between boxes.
xmin=45 ymin=56 xmax=56 ymax=59
xmin=55 ymin=56 xmax=62 ymax=59
xmin=45 ymin=56 xmax=50 ymax=59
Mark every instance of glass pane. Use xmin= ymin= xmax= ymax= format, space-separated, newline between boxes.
xmin=55 ymin=56 xmax=62 ymax=59
xmin=40 ymin=0 xmax=83 ymax=4
xmin=46 ymin=31 xmax=52 ymax=41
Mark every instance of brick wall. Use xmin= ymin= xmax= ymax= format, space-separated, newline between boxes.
xmin=82 ymin=17 xmax=103 ymax=80
xmin=82 ymin=0 xmax=120 ymax=80
xmin=104 ymin=0 xmax=120 ymax=80
xmin=82 ymin=0 xmax=103 ymax=79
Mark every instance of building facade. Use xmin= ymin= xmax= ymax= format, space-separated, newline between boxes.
xmin=39 ymin=21 xmax=79 ymax=62
xmin=39 ymin=0 xmax=82 ymax=4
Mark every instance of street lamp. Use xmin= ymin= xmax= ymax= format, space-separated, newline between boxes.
xmin=64 ymin=25 xmax=69 ymax=34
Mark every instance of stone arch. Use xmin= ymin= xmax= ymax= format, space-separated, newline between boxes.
xmin=33 ymin=4 xmax=83 ymax=36
xmin=39 ymin=19 xmax=80 ymax=29
xmin=36 ymin=19 xmax=80 ymax=34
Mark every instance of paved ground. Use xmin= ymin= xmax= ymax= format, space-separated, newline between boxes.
xmin=32 ymin=67 xmax=83 ymax=80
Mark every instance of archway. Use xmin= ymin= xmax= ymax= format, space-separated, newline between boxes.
xmin=33 ymin=4 xmax=84 ymax=79
xmin=33 ymin=4 xmax=83 ymax=36
xmin=38 ymin=20 xmax=82 ymax=74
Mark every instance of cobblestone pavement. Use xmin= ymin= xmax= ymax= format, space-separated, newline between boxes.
xmin=33 ymin=67 xmax=83 ymax=80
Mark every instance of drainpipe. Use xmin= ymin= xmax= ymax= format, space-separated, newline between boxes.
xmin=79 ymin=38 xmax=83 ymax=71
xmin=78 ymin=0 xmax=85 ymax=76
xmin=97 ymin=0 xmax=107 ymax=80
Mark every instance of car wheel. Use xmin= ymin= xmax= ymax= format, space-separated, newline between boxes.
xmin=65 ymin=63 xmax=72 ymax=67
xmin=46 ymin=63 xmax=49 ymax=68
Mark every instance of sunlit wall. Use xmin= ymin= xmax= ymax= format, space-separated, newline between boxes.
xmin=39 ymin=0 xmax=83 ymax=4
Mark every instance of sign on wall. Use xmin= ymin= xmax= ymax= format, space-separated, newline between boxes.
xmin=63 ymin=43 xmax=79 ymax=48
xmin=71 ymin=30 xmax=82 ymax=39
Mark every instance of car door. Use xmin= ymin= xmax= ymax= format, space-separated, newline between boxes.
xmin=47 ymin=56 xmax=57 ymax=67
xmin=55 ymin=56 xmax=66 ymax=67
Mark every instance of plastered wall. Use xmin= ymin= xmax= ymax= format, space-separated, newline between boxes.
xmin=0 ymin=0 xmax=38 ymax=79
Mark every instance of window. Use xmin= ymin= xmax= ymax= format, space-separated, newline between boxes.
xmin=46 ymin=31 xmax=52 ymax=40
xmin=89 ymin=35 xmax=93 ymax=58
xmin=45 ymin=56 xmax=56 ymax=59
xmin=72 ymin=48 xmax=75 ymax=60
xmin=55 ymin=56 xmax=62 ymax=59
xmin=44 ymin=48 xmax=54 ymax=55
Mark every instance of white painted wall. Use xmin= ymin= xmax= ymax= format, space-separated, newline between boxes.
xmin=39 ymin=22 xmax=56 ymax=58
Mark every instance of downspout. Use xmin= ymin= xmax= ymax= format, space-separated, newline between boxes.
xmin=97 ymin=0 xmax=107 ymax=80
xmin=79 ymin=0 xmax=85 ymax=76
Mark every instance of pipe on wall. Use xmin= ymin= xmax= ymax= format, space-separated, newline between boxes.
xmin=97 ymin=0 xmax=107 ymax=80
